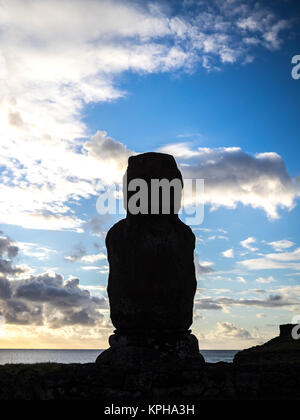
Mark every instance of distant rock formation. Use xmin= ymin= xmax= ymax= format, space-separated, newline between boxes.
xmin=96 ymin=152 xmax=204 ymax=367
xmin=234 ymin=324 xmax=300 ymax=365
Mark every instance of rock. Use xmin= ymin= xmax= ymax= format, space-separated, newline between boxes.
xmin=234 ymin=324 xmax=300 ymax=365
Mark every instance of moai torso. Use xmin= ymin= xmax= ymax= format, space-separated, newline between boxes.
xmin=107 ymin=215 xmax=196 ymax=334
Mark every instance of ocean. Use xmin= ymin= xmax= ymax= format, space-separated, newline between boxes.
xmin=0 ymin=349 xmax=238 ymax=364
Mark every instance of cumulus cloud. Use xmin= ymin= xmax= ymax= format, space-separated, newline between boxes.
xmin=201 ymin=320 xmax=255 ymax=346
xmin=0 ymin=277 xmax=12 ymax=299
xmin=158 ymin=144 xmax=300 ymax=219
xmin=0 ymin=0 xmax=292 ymax=230
xmin=84 ymin=130 xmax=132 ymax=168
xmin=222 ymin=248 xmax=234 ymax=258
xmin=215 ymin=321 xmax=252 ymax=340
xmin=1 ymin=272 xmax=107 ymax=328
xmin=0 ymin=235 xmax=27 ymax=277
xmin=0 ymin=234 xmax=108 ymax=329
xmin=200 ymin=320 xmax=272 ymax=347
xmin=0 ymin=259 xmax=26 ymax=277
xmin=0 ymin=236 xmax=19 ymax=259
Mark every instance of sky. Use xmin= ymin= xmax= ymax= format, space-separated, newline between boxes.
xmin=0 ymin=0 xmax=300 ymax=350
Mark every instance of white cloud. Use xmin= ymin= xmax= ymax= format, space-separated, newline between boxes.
xmin=65 ymin=251 xmax=107 ymax=264
xmin=263 ymin=19 xmax=290 ymax=49
xmin=241 ymin=259 xmax=300 ymax=271
xmin=176 ymin=133 xmax=202 ymax=139
xmin=222 ymin=248 xmax=234 ymax=258
xmin=82 ymin=285 xmax=107 ymax=291
xmin=268 ymin=239 xmax=295 ymax=252
xmin=256 ymin=276 xmax=275 ymax=284
xmin=237 ymin=276 xmax=247 ymax=284
xmin=240 ymin=248 xmax=300 ymax=270
xmin=266 ymin=248 xmax=300 ymax=262
xmin=18 ymin=242 xmax=57 ymax=260
xmin=256 ymin=313 xmax=266 ymax=318
xmin=0 ymin=0 xmax=292 ymax=231
xmin=83 ymin=130 xmax=132 ymax=168
xmin=158 ymin=144 xmax=300 ymax=219
xmin=81 ymin=265 xmax=108 ymax=272
xmin=81 ymin=253 xmax=107 ymax=264
xmin=194 ymin=253 xmax=214 ymax=278
xmin=240 ymin=237 xmax=258 ymax=252
xmin=210 ymin=321 xmax=253 ymax=340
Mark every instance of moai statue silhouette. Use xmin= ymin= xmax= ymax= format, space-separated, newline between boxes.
xmin=97 ymin=152 xmax=204 ymax=366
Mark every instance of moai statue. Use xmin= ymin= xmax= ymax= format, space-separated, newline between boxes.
xmin=97 ymin=152 xmax=204 ymax=366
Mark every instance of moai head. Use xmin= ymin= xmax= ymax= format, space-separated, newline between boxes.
xmin=123 ymin=152 xmax=183 ymax=217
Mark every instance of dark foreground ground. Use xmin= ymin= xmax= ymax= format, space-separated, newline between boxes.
xmin=0 ymin=324 xmax=299 ymax=400
xmin=1 ymin=360 xmax=300 ymax=400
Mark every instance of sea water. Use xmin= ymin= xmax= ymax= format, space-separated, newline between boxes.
xmin=0 ymin=349 xmax=238 ymax=364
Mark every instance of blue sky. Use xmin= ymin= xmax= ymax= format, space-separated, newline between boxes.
xmin=0 ymin=0 xmax=299 ymax=349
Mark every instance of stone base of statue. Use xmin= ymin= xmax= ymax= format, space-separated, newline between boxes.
xmin=96 ymin=330 xmax=204 ymax=368
xmin=95 ymin=330 xmax=205 ymax=398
